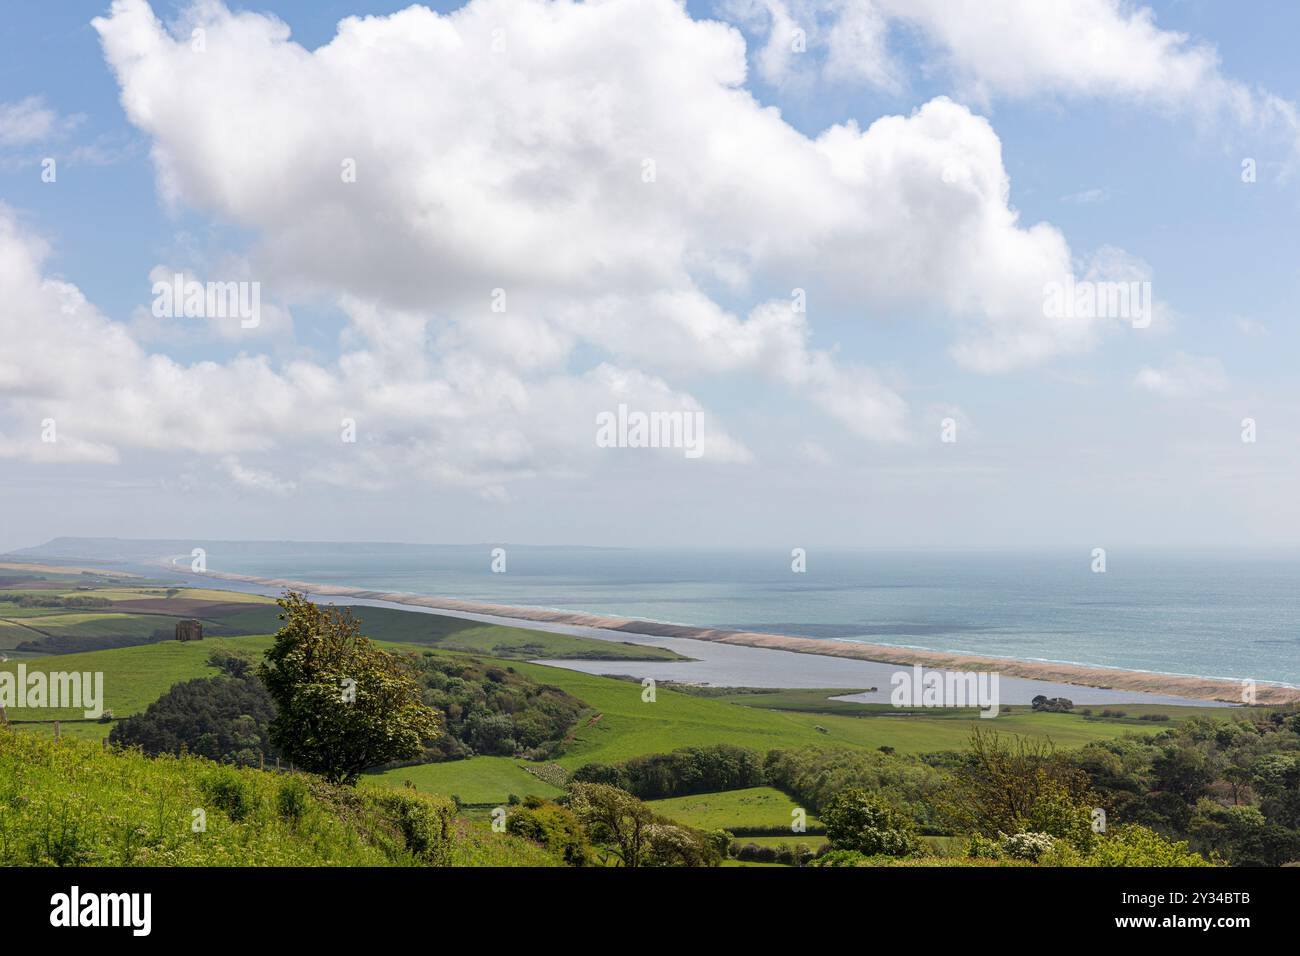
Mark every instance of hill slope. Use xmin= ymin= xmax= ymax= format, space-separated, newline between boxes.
xmin=0 ymin=729 xmax=556 ymax=866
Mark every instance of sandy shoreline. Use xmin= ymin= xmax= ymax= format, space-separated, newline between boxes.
xmin=160 ymin=563 xmax=1299 ymax=705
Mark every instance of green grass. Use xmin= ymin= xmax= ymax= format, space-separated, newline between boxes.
xmin=0 ymin=617 xmax=48 ymax=649
xmin=4 ymin=631 xmax=1217 ymax=757
xmin=340 ymin=605 xmax=686 ymax=661
xmin=446 ymin=817 xmax=562 ymax=866
xmin=367 ymin=756 xmax=565 ymax=805
xmin=199 ymin=606 xmax=284 ymax=633
xmin=0 ymin=579 xmax=288 ymax=655
xmin=713 ymin=688 xmax=1221 ymax=726
xmin=0 ymin=635 xmax=274 ymax=721
xmin=379 ymin=662 xmax=1225 ymax=803
xmin=921 ymin=835 xmax=967 ymax=855
xmin=0 ymin=579 xmax=685 ymax=661
xmin=0 ymin=605 xmax=94 ymax=619
xmin=504 ymin=662 xmax=1182 ymax=762
xmin=1 ymin=611 xmax=182 ymax=638
xmin=0 ymin=729 xmax=556 ymax=866
xmin=702 ymin=687 xmax=883 ymax=716
xmin=13 ymin=721 xmax=114 ymax=742
xmin=647 ymin=786 xmax=819 ymax=834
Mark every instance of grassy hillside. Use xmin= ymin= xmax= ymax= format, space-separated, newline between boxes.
xmin=493 ymin=663 xmax=1162 ymax=763
xmin=0 ymin=635 xmax=274 ymax=726
xmin=369 ymin=755 xmax=565 ymax=804
xmin=646 ymin=786 xmax=820 ymax=834
xmin=368 ymin=662 xmax=1191 ymax=804
xmin=0 ymin=729 xmax=556 ymax=866
xmin=711 ymin=687 xmax=1226 ymax=725
xmin=4 ymin=624 xmax=1224 ymax=803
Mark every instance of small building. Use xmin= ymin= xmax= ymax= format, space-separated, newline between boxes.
xmin=175 ymin=619 xmax=203 ymax=642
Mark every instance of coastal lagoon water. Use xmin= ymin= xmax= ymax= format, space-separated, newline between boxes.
xmin=18 ymin=540 xmax=1299 ymax=688
xmin=309 ymin=598 xmax=1241 ymax=706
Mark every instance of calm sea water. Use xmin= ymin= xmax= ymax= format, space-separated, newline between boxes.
xmin=29 ymin=541 xmax=1294 ymax=687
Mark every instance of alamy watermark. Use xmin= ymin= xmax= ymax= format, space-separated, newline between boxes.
xmin=0 ymin=665 xmax=104 ymax=718
xmin=152 ymin=273 xmax=261 ymax=329
xmin=1043 ymin=277 xmax=1151 ymax=328
xmin=890 ymin=664 xmax=1000 ymax=718
xmin=50 ymin=886 xmax=150 ymax=936
xmin=595 ymin=403 xmax=703 ymax=459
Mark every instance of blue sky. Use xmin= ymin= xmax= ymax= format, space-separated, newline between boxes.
xmin=1 ymin=0 xmax=1298 ymax=553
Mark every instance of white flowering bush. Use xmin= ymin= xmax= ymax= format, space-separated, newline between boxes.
xmin=1000 ymin=830 xmax=1057 ymax=862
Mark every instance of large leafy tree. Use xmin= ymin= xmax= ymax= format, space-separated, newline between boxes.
xmin=258 ymin=592 xmax=439 ymax=784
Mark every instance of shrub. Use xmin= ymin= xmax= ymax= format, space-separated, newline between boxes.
xmin=368 ymin=790 xmax=454 ymax=864
xmin=200 ymin=766 xmax=261 ymax=822
xmin=643 ymin=823 xmax=725 ymax=867
xmin=1030 ymin=695 xmax=1074 ymax=713
xmin=1018 ymin=781 xmax=1097 ymax=853
xmin=586 ymin=744 xmax=765 ymax=800
xmin=809 ymin=849 xmax=870 ymax=867
xmin=276 ymin=777 xmax=309 ymax=825
xmin=1000 ymin=830 xmax=1056 ymax=861
xmin=730 ymin=840 xmax=816 ymax=866
xmin=1045 ymin=824 xmax=1212 ymax=867
xmin=821 ymin=788 xmax=922 ymax=857
xmin=506 ymin=798 xmax=591 ymax=865
xmin=570 ymin=762 xmax=627 ymax=788
xmin=207 ymin=647 xmax=255 ymax=678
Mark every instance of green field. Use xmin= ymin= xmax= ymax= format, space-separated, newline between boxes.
xmin=0 ymin=579 xmax=1242 ymax=814
xmin=5 ymin=630 xmax=1187 ymax=801
xmin=647 ymin=786 xmax=820 ymax=834
xmin=0 ymin=574 xmax=685 ymax=661
xmin=3 ymin=611 xmax=183 ymax=637
xmin=336 ymin=604 xmax=686 ymax=661
xmin=500 ymin=663 xmax=1170 ymax=764
xmin=0 ymin=635 xmax=274 ymax=723
xmin=368 ymin=756 xmax=565 ymax=805
xmin=363 ymin=661 xmax=1198 ymax=805
xmin=0 ymin=618 xmax=44 ymax=649
xmin=0 ymin=578 xmax=282 ymax=655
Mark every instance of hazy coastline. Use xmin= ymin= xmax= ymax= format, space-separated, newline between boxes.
xmin=153 ymin=560 xmax=1297 ymax=705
